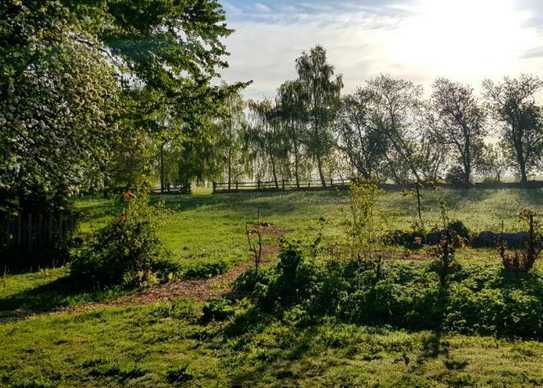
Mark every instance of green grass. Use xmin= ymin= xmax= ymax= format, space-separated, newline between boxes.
xmin=2 ymin=302 xmax=543 ymax=387
xmin=3 ymin=188 xmax=543 ymax=386
xmin=75 ymin=188 xmax=543 ymax=265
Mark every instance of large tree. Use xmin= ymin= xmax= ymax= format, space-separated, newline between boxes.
xmin=483 ymin=75 xmax=543 ymax=185
xmin=1 ymin=0 xmax=245 ymax=211
xmin=365 ymin=75 xmax=424 ymax=183
xmin=277 ymin=80 xmax=308 ymax=188
xmin=247 ymin=100 xmax=289 ymax=188
xmin=296 ymin=46 xmax=343 ymax=187
xmin=431 ymin=79 xmax=486 ymax=186
xmin=221 ymin=92 xmax=248 ymax=190
xmin=335 ymin=89 xmax=389 ymax=181
xmin=0 ymin=1 xmax=122 ymax=210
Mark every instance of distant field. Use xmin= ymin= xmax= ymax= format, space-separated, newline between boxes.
xmin=3 ymin=188 xmax=543 ymax=386
xmin=77 ymin=187 xmax=543 ymax=263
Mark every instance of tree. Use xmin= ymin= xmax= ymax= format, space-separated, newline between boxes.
xmin=221 ymin=93 xmax=248 ymax=190
xmin=1 ymin=0 xmax=247 ymax=208
xmin=431 ymin=79 xmax=487 ymax=186
xmin=483 ymin=75 xmax=543 ymax=185
xmin=247 ymin=100 xmax=289 ymax=188
xmin=479 ymin=143 xmax=509 ymax=183
xmin=0 ymin=1 xmax=122 ymax=212
xmin=413 ymin=106 xmax=448 ymax=183
xmin=277 ymin=80 xmax=308 ymax=188
xmin=335 ymin=89 xmax=389 ymax=181
xmin=296 ymin=46 xmax=343 ymax=187
xmin=365 ymin=75 xmax=424 ymax=184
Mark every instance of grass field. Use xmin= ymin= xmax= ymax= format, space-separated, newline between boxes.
xmin=2 ymin=188 xmax=543 ymax=386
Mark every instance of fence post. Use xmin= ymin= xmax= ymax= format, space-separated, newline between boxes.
xmin=236 ymin=181 xmax=239 ymax=191
xmin=257 ymin=179 xmax=261 ymax=191
xmin=282 ymin=179 xmax=285 ymax=191
xmin=212 ymin=182 xmax=217 ymax=193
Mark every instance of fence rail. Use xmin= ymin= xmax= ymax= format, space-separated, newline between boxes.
xmin=213 ymin=179 xmax=353 ymax=194
xmin=212 ymin=179 xmax=543 ymax=194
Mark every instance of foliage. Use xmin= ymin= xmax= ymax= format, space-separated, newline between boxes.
xmin=0 ymin=1 xmax=122 ymax=209
xmin=347 ymin=181 xmax=384 ymax=259
xmin=499 ymin=209 xmax=543 ymax=273
xmin=446 ymin=166 xmax=468 ymax=186
xmin=335 ymin=89 xmax=390 ymax=180
xmin=183 ymin=261 xmax=228 ymax=280
xmin=203 ymin=298 xmax=235 ymax=322
xmin=234 ymin=241 xmax=543 ymax=339
xmin=295 ymin=46 xmax=343 ymax=186
xmin=479 ymin=143 xmax=509 ymax=183
xmin=431 ymin=79 xmax=487 ymax=186
xmin=71 ymin=192 xmax=167 ymax=288
xmin=483 ymin=75 xmax=543 ymax=185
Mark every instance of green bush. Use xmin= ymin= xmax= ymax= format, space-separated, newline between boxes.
xmin=235 ymin=242 xmax=543 ymax=339
xmin=71 ymin=192 xmax=168 ymax=288
xmin=183 ymin=261 xmax=228 ymax=280
xmin=203 ymin=298 xmax=235 ymax=322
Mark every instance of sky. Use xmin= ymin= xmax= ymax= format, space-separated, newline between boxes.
xmin=219 ymin=0 xmax=543 ymax=99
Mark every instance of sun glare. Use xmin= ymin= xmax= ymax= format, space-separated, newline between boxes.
xmin=389 ymin=0 xmax=538 ymax=79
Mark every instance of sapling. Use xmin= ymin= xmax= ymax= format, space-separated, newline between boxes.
xmin=347 ymin=181 xmax=385 ymax=267
xmin=246 ymin=223 xmax=263 ymax=273
xmin=432 ymin=199 xmax=457 ymax=289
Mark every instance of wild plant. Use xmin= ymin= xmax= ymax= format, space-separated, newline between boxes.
xmin=246 ymin=223 xmax=263 ymax=273
xmin=498 ymin=209 xmax=542 ymax=273
xmin=432 ymin=199 xmax=457 ymax=289
xmin=347 ymin=181 xmax=385 ymax=263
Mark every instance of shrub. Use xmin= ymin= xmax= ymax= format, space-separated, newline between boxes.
xmin=183 ymin=261 xmax=228 ymax=280
xmin=445 ymin=166 xmax=467 ymax=186
xmin=71 ymin=191 xmax=167 ymax=288
xmin=235 ymin=242 xmax=543 ymax=339
xmin=203 ymin=298 xmax=235 ymax=322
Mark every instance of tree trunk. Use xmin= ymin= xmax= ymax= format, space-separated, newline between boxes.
xmin=270 ymin=155 xmax=279 ymax=189
xmin=293 ymin=140 xmax=301 ymax=189
xmin=160 ymin=142 xmax=165 ymax=194
xmin=317 ymin=155 xmax=326 ymax=188
xmin=227 ymin=148 xmax=232 ymax=191
xmin=514 ymin=138 xmax=529 ymax=186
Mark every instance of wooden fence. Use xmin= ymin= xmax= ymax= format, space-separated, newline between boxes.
xmin=151 ymin=184 xmax=192 ymax=195
xmin=212 ymin=179 xmax=543 ymax=194
xmin=1 ymin=213 xmax=76 ymax=269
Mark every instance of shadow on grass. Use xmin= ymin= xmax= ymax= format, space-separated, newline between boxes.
xmin=0 ymin=276 xmax=122 ymax=321
xmin=518 ymin=188 xmax=543 ymax=208
xmin=153 ymin=190 xmax=349 ymax=218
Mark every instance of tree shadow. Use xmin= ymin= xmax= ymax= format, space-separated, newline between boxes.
xmin=0 ymin=276 xmax=121 ymax=322
xmin=154 ymin=190 xmax=349 ymax=219
xmin=518 ymin=188 xmax=543 ymax=208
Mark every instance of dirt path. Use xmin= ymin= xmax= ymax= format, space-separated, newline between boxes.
xmin=36 ymin=224 xmax=285 ymax=317
xmin=0 ymin=225 xmax=285 ymax=323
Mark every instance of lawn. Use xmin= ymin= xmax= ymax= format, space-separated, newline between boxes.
xmin=3 ymin=301 xmax=543 ymax=387
xmin=78 ymin=187 xmax=543 ymax=265
xmin=2 ymin=187 xmax=543 ymax=387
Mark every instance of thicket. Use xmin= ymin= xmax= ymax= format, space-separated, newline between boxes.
xmin=231 ymin=242 xmax=543 ymax=339
xmin=71 ymin=192 xmax=169 ymax=288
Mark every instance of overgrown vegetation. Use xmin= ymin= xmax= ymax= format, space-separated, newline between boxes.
xmin=71 ymin=192 xmax=168 ymax=288
xmin=231 ymin=239 xmax=543 ymax=339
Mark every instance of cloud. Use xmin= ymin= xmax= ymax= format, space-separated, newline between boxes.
xmin=220 ymin=0 xmax=543 ymax=99
xmin=523 ymin=47 xmax=543 ymax=59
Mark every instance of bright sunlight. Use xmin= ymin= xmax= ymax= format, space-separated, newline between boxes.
xmin=390 ymin=0 xmax=538 ymax=78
